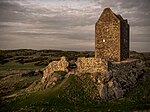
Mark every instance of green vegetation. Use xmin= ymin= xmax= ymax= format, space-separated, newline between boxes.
xmin=0 ymin=61 xmax=41 ymax=70
xmin=1 ymin=72 xmax=150 ymax=112
xmin=0 ymin=49 xmax=150 ymax=111
xmin=0 ymin=49 xmax=94 ymax=66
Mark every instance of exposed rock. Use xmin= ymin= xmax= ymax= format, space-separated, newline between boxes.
xmin=68 ymin=59 xmax=144 ymax=100
xmin=26 ymin=71 xmax=67 ymax=92
xmin=98 ymin=83 xmax=108 ymax=99
xmin=95 ymin=59 xmax=145 ymax=99
xmin=43 ymin=72 xmax=65 ymax=88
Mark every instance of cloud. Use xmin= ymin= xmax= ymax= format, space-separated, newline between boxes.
xmin=0 ymin=0 xmax=150 ymax=52
xmin=131 ymin=42 xmax=150 ymax=52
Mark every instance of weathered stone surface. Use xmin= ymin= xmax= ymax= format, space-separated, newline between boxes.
xmin=27 ymin=71 xmax=67 ymax=91
xmin=76 ymin=57 xmax=107 ymax=74
xmin=42 ymin=72 xmax=65 ymax=88
xmin=42 ymin=56 xmax=69 ymax=83
xmin=95 ymin=8 xmax=129 ymax=61
xmin=98 ymin=83 xmax=108 ymax=99
xmin=95 ymin=59 xmax=145 ymax=99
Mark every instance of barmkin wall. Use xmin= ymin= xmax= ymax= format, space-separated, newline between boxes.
xmin=76 ymin=57 xmax=108 ymax=74
xmin=42 ymin=57 xmax=69 ymax=83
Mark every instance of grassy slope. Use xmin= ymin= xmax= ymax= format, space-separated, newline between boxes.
xmin=0 ymin=50 xmax=150 ymax=111
xmin=1 ymin=71 xmax=150 ymax=112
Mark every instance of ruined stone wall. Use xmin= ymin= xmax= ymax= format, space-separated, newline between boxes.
xmin=76 ymin=57 xmax=108 ymax=73
xmin=95 ymin=8 xmax=121 ymax=61
xmin=42 ymin=57 xmax=69 ymax=83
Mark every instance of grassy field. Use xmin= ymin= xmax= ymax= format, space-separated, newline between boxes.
xmin=0 ymin=49 xmax=150 ymax=112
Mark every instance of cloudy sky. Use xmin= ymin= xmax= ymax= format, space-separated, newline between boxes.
xmin=0 ymin=0 xmax=150 ymax=52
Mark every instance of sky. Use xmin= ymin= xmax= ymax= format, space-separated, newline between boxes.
xmin=0 ymin=0 xmax=150 ymax=52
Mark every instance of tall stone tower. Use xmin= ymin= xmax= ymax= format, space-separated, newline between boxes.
xmin=95 ymin=8 xmax=129 ymax=62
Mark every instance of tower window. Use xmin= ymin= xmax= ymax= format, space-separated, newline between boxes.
xmin=103 ymin=39 xmax=105 ymax=42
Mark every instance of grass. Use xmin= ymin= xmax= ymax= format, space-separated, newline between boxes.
xmin=0 ymin=61 xmax=44 ymax=70
xmin=1 ymin=75 xmax=75 ymax=111
xmin=0 ymin=50 xmax=150 ymax=112
xmin=1 ymin=73 xmax=150 ymax=112
xmin=124 ymin=69 xmax=150 ymax=102
xmin=0 ymin=74 xmax=42 ymax=97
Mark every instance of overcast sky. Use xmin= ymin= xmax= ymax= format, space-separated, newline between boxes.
xmin=0 ymin=0 xmax=150 ymax=52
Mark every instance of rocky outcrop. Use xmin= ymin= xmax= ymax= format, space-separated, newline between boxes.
xmin=41 ymin=71 xmax=67 ymax=89
xmin=76 ymin=57 xmax=107 ymax=74
xmin=60 ymin=59 xmax=144 ymax=102
xmin=91 ymin=59 xmax=145 ymax=99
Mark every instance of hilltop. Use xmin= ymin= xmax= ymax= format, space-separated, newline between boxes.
xmin=0 ymin=49 xmax=150 ymax=111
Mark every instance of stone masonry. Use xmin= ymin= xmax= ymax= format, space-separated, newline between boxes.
xmin=76 ymin=57 xmax=107 ymax=74
xmin=42 ymin=56 xmax=69 ymax=83
xmin=95 ymin=8 xmax=129 ymax=61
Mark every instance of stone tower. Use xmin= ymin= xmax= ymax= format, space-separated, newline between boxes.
xmin=95 ymin=8 xmax=129 ymax=62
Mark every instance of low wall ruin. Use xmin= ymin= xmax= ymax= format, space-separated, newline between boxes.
xmin=76 ymin=57 xmax=108 ymax=74
xmin=42 ymin=56 xmax=69 ymax=83
xmin=42 ymin=56 xmax=109 ymax=83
